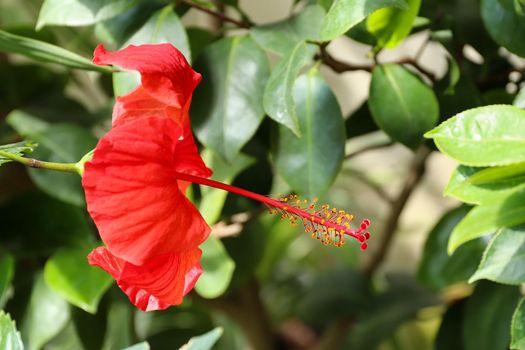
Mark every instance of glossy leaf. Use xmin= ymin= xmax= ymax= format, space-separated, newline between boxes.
xmin=0 ymin=253 xmax=14 ymax=308
xmin=445 ymin=165 xmax=525 ymax=205
xmin=0 ymin=30 xmax=111 ymax=73
xmin=44 ymin=246 xmax=113 ymax=313
xmin=192 ymin=36 xmax=269 ymax=160
xmin=250 ymin=5 xmax=325 ymax=56
xmin=263 ymin=42 xmax=314 ymax=136
xmin=511 ymin=299 xmax=525 ymax=350
xmin=449 ymin=191 xmax=525 ymax=253
xmin=463 ymin=282 xmax=520 ymax=350
xmin=367 ymin=0 xmax=421 ymax=49
xmin=470 ymin=226 xmax=525 ymax=285
xmin=101 ymin=302 xmax=134 ymax=350
xmin=37 ymin=0 xmax=139 ymax=29
xmin=481 ymin=0 xmax=525 ymax=57
xmin=22 ymin=273 xmax=70 ymax=350
xmin=0 ymin=311 xmax=23 ymax=350
xmin=199 ymin=149 xmax=255 ymax=224
xmin=469 ymin=163 xmax=525 ymax=185
xmin=195 ymin=236 xmax=235 ymax=299
xmin=435 ymin=301 xmax=465 ymax=350
xmin=25 ymin=124 xmax=96 ymax=206
xmin=418 ymin=206 xmax=486 ymax=289
xmin=0 ymin=140 xmax=36 ymax=166
xmin=113 ymin=5 xmax=191 ymax=97
xmin=274 ymin=67 xmax=345 ymax=197
xmin=179 ymin=327 xmax=223 ymax=350
xmin=124 ymin=342 xmax=150 ymax=350
xmin=320 ymin=0 xmax=408 ymax=41
xmin=425 ymin=105 xmax=525 ymax=166
xmin=369 ymin=64 xmax=439 ymax=149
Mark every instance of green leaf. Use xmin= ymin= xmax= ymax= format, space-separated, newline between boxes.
xmin=445 ymin=165 xmax=525 ymax=205
xmin=448 ymin=190 xmax=525 ymax=253
xmin=367 ymin=0 xmax=421 ymax=49
xmin=274 ymin=67 xmax=345 ymax=197
xmin=24 ymin=124 xmax=96 ymax=206
xmin=463 ymin=282 xmax=520 ymax=350
xmin=22 ymin=273 xmax=70 ymax=350
xmin=0 ymin=140 xmax=36 ymax=166
xmin=250 ymin=5 xmax=325 ymax=56
xmin=320 ymin=0 xmax=408 ymax=41
xmin=470 ymin=226 xmax=525 ymax=285
xmin=6 ymin=110 xmax=50 ymax=136
xmin=36 ymin=0 xmax=139 ymax=29
xmin=187 ymin=27 xmax=218 ymax=60
xmin=369 ymin=64 xmax=439 ymax=149
xmin=435 ymin=301 xmax=465 ymax=350
xmin=178 ymin=327 xmax=223 ymax=350
xmin=511 ymin=299 xmax=525 ymax=350
xmin=0 ymin=253 xmax=15 ymax=308
xmin=195 ymin=236 xmax=235 ymax=299
xmin=263 ymin=42 xmax=315 ymax=137
xmin=112 ymin=5 xmax=191 ymax=97
xmin=418 ymin=206 xmax=486 ymax=289
xmin=425 ymin=105 xmax=525 ymax=166
xmin=44 ymin=246 xmax=113 ymax=313
xmin=0 ymin=30 xmax=111 ymax=73
xmin=101 ymin=301 xmax=134 ymax=350
xmin=0 ymin=311 xmax=23 ymax=350
xmin=192 ymin=36 xmax=270 ymax=160
xmin=199 ymin=149 xmax=255 ymax=224
xmin=481 ymin=0 xmax=525 ymax=57
xmin=124 ymin=342 xmax=150 ymax=350
xmin=469 ymin=163 xmax=525 ymax=185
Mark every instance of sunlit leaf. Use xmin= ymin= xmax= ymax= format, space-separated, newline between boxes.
xmin=195 ymin=236 xmax=235 ymax=299
xmin=0 ymin=311 xmax=23 ymax=350
xmin=425 ymin=105 xmax=525 ymax=166
xmin=44 ymin=246 xmax=113 ymax=313
xmin=320 ymin=0 xmax=408 ymax=41
xmin=448 ymin=190 xmax=525 ymax=253
xmin=37 ymin=0 xmax=140 ymax=29
xmin=511 ymin=299 xmax=525 ymax=350
xmin=367 ymin=0 xmax=421 ymax=49
xmin=470 ymin=226 xmax=525 ymax=285
xmin=0 ymin=30 xmax=112 ymax=73
xmin=263 ymin=42 xmax=315 ymax=136
xmin=178 ymin=327 xmax=223 ymax=350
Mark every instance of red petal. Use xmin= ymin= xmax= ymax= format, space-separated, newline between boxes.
xmin=93 ymin=44 xmax=201 ymax=108
xmin=83 ymin=117 xmax=210 ymax=265
xmin=88 ymin=246 xmax=202 ymax=311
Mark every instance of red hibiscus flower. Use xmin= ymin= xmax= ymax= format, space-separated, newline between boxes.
xmin=83 ymin=44 xmax=211 ymax=311
xmin=83 ymin=43 xmax=371 ymax=312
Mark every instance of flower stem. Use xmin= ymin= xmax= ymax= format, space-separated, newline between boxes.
xmin=0 ymin=150 xmax=80 ymax=174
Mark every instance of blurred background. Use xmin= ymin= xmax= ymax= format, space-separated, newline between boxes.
xmin=1 ymin=0 xmax=523 ymax=349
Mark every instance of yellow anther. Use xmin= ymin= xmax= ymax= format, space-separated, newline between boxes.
xmin=321 ymin=219 xmax=326 ymax=225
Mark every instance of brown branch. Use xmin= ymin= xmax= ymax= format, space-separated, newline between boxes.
xmin=318 ymin=45 xmax=436 ymax=83
xmin=181 ymin=0 xmax=251 ymax=28
xmin=362 ymin=145 xmax=432 ymax=277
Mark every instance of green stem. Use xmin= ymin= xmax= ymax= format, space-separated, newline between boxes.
xmin=0 ymin=150 xmax=80 ymax=175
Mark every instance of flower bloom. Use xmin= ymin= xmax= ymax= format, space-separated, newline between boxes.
xmin=83 ymin=44 xmax=371 ymax=311
xmin=83 ymin=44 xmax=211 ymax=311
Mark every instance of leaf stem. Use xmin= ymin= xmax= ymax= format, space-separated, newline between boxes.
xmin=0 ymin=150 xmax=80 ymax=174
